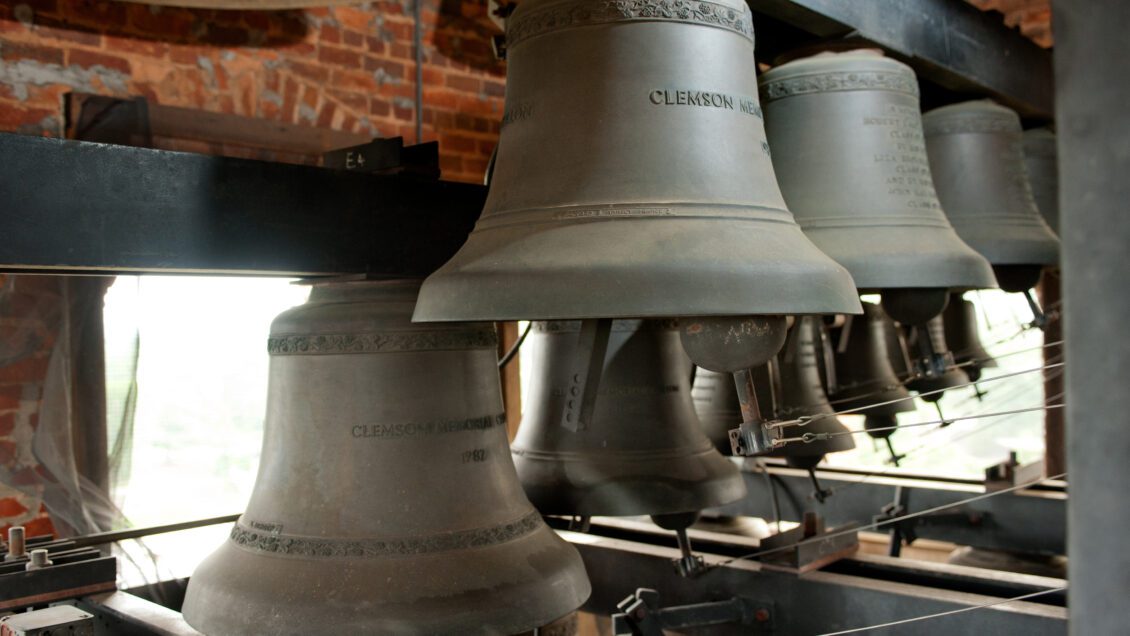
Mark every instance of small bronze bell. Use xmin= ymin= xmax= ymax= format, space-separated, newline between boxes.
xmin=924 ymin=100 xmax=1060 ymax=294
xmin=183 ymin=280 xmax=589 ymax=635
xmin=768 ymin=317 xmax=856 ymax=470
xmin=512 ymin=320 xmax=746 ymax=517
xmin=414 ymin=0 xmax=860 ymax=322
xmin=1023 ymin=128 xmax=1059 ymax=235
xmin=943 ymin=294 xmax=996 ymax=383
xmin=827 ymin=303 xmax=917 ymax=418
xmin=760 ymin=51 xmax=995 ymax=292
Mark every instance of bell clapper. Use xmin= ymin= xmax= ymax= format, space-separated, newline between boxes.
xmin=807 ymin=468 xmax=833 ymax=503
xmin=559 ymin=318 xmax=613 ymax=432
xmin=1023 ymin=288 xmax=1049 ymax=331
xmin=728 ymin=368 xmax=783 ymax=456
xmin=651 ymin=512 xmax=707 ymax=578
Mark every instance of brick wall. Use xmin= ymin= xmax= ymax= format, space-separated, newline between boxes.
xmin=0 ymin=0 xmax=505 ymax=182
xmin=0 ymin=1 xmax=506 ymax=534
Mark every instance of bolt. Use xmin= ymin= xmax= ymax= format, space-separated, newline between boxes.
xmin=25 ymin=549 xmax=52 ymax=571
xmin=5 ymin=526 xmax=25 ymax=561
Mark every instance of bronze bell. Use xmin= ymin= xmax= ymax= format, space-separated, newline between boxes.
xmin=768 ymin=317 xmax=856 ymax=470
xmin=759 ymin=51 xmax=996 ymax=293
xmin=512 ymin=320 xmax=746 ymax=516
xmin=692 ymin=319 xmax=855 ymax=466
xmin=904 ymin=315 xmax=970 ymax=403
xmin=1023 ymin=128 xmax=1059 ymax=235
xmin=414 ymin=0 xmax=860 ymax=322
xmin=923 ymin=100 xmax=1060 ymax=293
xmin=943 ymin=294 xmax=996 ymax=382
xmin=827 ymin=303 xmax=917 ymax=422
xmin=182 ymin=280 xmax=589 ymax=635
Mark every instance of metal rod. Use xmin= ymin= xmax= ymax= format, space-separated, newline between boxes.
xmin=414 ymin=0 xmax=424 ymax=144
xmin=69 ymin=513 xmax=240 ymax=549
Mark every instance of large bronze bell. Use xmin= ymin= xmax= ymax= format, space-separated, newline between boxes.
xmin=1023 ymin=128 xmax=1059 ymax=235
xmin=414 ymin=0 xmax=859 ymax=321
xmin=827 ymin=303 xmax=917 ymax=423
xmin=943 ymin=293 xmax=996 ymax=382
xmin=759 ymin=51 xmax=995 ymax=292
xmin=183 ymin=280 xmax=589 ymax=635
xmin=512 ymin=320 xmax=745 ymax=516
xmin=923 ymin=101 xmax=1060 ymax=293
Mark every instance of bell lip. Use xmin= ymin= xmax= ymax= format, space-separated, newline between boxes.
xmin=183 ymin=523 xmax=591 ymax=635
xmin=511 ymin=445 xmax=747 ymax=517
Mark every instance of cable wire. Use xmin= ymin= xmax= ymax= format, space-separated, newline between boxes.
xmin=817 ymin=585 xmax=1067 ymax=635
xmin=498 ymin=321 xmax=532 ymax=369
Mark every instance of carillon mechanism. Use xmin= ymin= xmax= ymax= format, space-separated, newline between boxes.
xmin=924 ymin=101 xmax=1060 ymax=327
xmin=511 ymin=320 xmax=746 ymax=517
xmin=182 ymin=280 xmax=589 ymax=634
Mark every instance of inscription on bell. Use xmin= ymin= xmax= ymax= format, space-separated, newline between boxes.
xmin=351 ymin=414 xmax=505 ymax=440
xmin=863 ymin=103 xmax=940 ymax=212
xmin=649 ymin=89 xmax=762 ymax=119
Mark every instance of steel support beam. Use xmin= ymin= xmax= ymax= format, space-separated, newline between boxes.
xmin=749 ymin=0 xmax=1054 ymax=120
xmin=0 ymin=134 xmax=485 ymax=276
xmin=1054 ymin=0 xmax=1130 ymax=632
xmin=568 ymin=532 xmax=1066 ymax=635
xmin=710 ymin=464 xmax=1065 ymax=555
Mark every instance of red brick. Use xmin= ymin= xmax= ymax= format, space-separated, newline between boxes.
xmin=0 ymin=385 xmax=20 ymax=411
xmin=370 ymin=99 xmax=391 ymax=117
xmin=483 ymin=79 xmax=505 ymax=98
xmin=332 ymin=68 xmax=378 ymax=92
xmin=382 ymin=19 xmax=413 ymax=41
xmin=439 ymin=153 xmax=463 ymax=174
xmin=364 ymin=56 xmax=405 ymax=79
xmin=392 ymin=104 xmax=413 ymax=121
xmin=0 ymin=413 xmax=14 ymax=437
xmin=288 ymin=60 xmax=330 ymax=83
xmin=127 ymin=6 xmax=193 ymax=36
xmin=0 ymin=42 xmax=64 ymax=65
xmin=316 ymin=101 xmax=336 ymax=127
xmin=68 ymin=48 xmax=130 ymax=73
xmin=201 ymin=24 xmax=249 ymax=47
xmin=390 ymin=42 xmax=411 ymax=58
xmin=32 ymin=24 xmax=101 ymax=46
xmin=0 ymin=108 xmax=56 ymax=133
xmin=104 ymin=34 xmax=168 ymax=58
xmin=337 ymin=6 xmax=376 ymax=31
xmin=441 ymin=133 xmax=476 ymax=153
xmin=59 ymin=0 xmax=127 ymax=27
xmin=320 ymin=23 xmax=341 ymax=44
xmin=301 ymin=85 xmax=319 ymax=109
xmin=0 ymin=497 xmax=28 ymax=518
xmin=318 ymin=45 xmax=361 ymax=68
xmin=327 ymin=89 xmax=367 ymax=113
xmin=365 ymin=35 xmax=387 ymax=55
xmin=343 ymin=29 xmax=364 ymax=48
xmin=280 ymin=76 xmax=299 ymax=121
xmin=445 ymin=73 xmax=481 ymax=93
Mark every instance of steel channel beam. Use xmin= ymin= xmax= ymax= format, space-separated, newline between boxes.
xmin=567 ymin=531 xmax=1066 ymax=635
xmin=710 ymin=464 xmax=1065 ymax=555
xmin=748 ymin=0 xmax=1054 ymax=120
xmin=0 ymin=133 xmax=485 ymax=276
xmin=1053 ymin=0 xmax=1130 ymax=632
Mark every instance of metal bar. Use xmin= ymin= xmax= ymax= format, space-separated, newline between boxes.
xmin=711 ymin=464 xmax=1065 ymax=555
xmin=69 ymin=514 xmax=239 ymax=549
xmin=0 ymin=134 xmax=485 ymax=276
xmin=1054 ymin=0 xmax=1130 ymax=632
xmin=566 ymin=531 xmax=1066 ymax=634
xmin=748 ymin=0 xmax=1054 ymax=120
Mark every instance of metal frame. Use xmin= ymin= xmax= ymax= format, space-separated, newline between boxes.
xmin=0 ymin=133 xmax=485 ymax=277
xmin=711 ymin=462 xmax=1066 ymax=555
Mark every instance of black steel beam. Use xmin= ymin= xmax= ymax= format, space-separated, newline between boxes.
xmin=749 ymin=0 xmax=1054 ymax=120
xmin=569 ymin=532 xmax=1066 ymax=635
xmin=0 ymin=133 xmax=485 ymax=276
xmin=1054 ymin=0 xmax=1130 ymax=632
xmin=710 ymin=463 xmax=1065 ymax=555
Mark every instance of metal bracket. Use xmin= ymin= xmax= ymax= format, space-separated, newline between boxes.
xmin=758 ymin=512 xmax=859 ymax=573
xmin=985 ymin=454 xmax=1046 ymax=492
xmin=612 ymin=588 xmax=772 ymax=636
xmin=323 ymin=137 xmax=440 ymax=179
xmin=728 ymin=368 xmax=782 ymax=456
xmin=560 ymin=319 xmax=612 ymax=432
